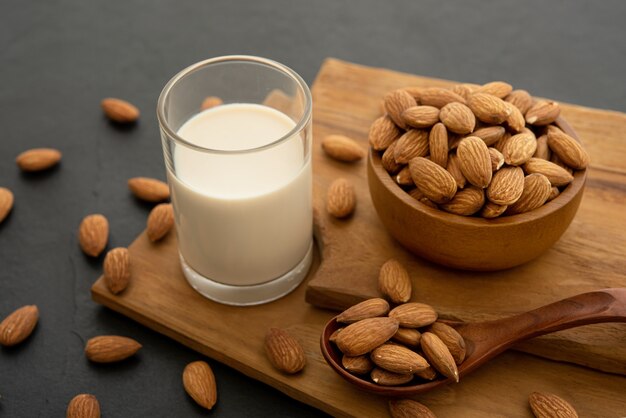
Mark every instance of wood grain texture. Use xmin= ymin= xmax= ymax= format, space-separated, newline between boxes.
xmin=305 ymin=58 xmax=626 ymax=376
xmin=91 ymin=59 xmax=626 ymax=417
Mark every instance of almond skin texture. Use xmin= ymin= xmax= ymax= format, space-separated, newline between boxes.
xmin=264 ymin=328 xmax=306 ymax=374
xmin=384 ymin=89 xmax=416 ymax=129
xmin=475 ymin=81 xmax=513 ymax=98
xmin=321 ymin=134 xmax=365 ymax=162
xmin=507 ymin=173 xmax=552 ymax=215
xmin=16 ymin=148 xmax=62 ymax=172
xmin=457 ymin=136 xmax=492 ymax=188
xmin=128 ymin=177 xmax=170 ymax=202
xmin=336 ymin=317 xmax=399 ymax=356
xmin=489 ymin=147 xmax=505 ymax=171
xmin=337 ymin=298 xmax=390 ymax=323
xmin=420 ymin=332 xmax=459 ymax=382
xmin=378 ymin=259 xmax=412 ymax=304
xmin=103 ymin=247 xmax=131 ymax=294
xmin=547 ymin=126 xmax=590 ymax=170
xmin=326 ymin=178 xmax=356 ymax=218
xmin=0 ymin=305 xmax=39 ymax=347
xmin=472 ymin=126 xmax=506 ymax=146
xmin=371 ymin=343 xmax=430 ymax=374
xmin=101 ymin=98 xmax=140 ymax=123
xmin=402 ymin=106 xmax=440 ymax=128
xmin=439 ymin=186 xmax=485 ymax=216
xmin=370 ymin=368 xmax=413 ymax=386
xmin=78 ymin=214 xmax=109 ymax=257
xmin=409 ymin=157 xmax=457 ymax=204
xmin=534 ymin=134 xmax=551 ymax=160
xmin=427 ymin=322 xmax=466 ymax=365
xmin=183 ymin=361 xmax=218 ymax=409
xmin=467 ymin=93 xmax=511 ymax=124
xmin=526 ymin=100 xmax=561 ymax=125
xmin=389 ymin=303 xmax=438 ymax=328
xmin=389 ymin=399 xmax=437 ymax=418
xmin=66 ymin=394 xmax=101 ymax=418
xmin=529 ymin=392 xmax=578 ymax=418
xmin=505 ymin=102 xmax=526 ymax=133
xmin=342 ymin=355 xmax=374 ymax=375
xmin=446 ymin=154 xmax=467 ymax=189
xmin=523 ymin=158 xmax=574 ymax=187
xmin=502 ymin=132 xmax=537 ymax=166
xmin=394 ymin=129 xmax=430 ymax=164
xmin=419 ymin=87 xmax=466 ymax=108
xmin=439 ymin=102 xmax=476 ymax=134
xmin=381 ymin=141 xmax=402 ymax=174
xmin=481 ymin=201 xmax=508 ymax=219
xmin=85 ymin=335 xmax=141 ymax=362
xmin=487 ymin=166 xmax=525 ymax=205
xmin=369 ymin=115 xmax=402 ymax=151
xmin=392 ymin=327 xmax=422 ymax=348
xmin=147 ymin=203 xmax=174 ymax=242
xmin=505 ymin=89 xmax=533 ymax=115
xmin=0 ymin=187 xmax=14 ymax=224
xmin=428 ymin=123 xmax=449 ymax=168
xmin=200 ymin=96 xmax=223 ymax=110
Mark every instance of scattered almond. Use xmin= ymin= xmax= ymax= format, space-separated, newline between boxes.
xmin=183 ymin=361 xmax=218 ymax=409
xmin=389 ymin=399 xmax=437 ymax=418
xmin=16 ymin=148 xmax=62 ymax=172
xmin=420 ymin=332 xmax=459 ymax=382
xmin=264 ymin=327 xmax=306 ymax=374
xmin=85 ymin=335 xmax=141 ymax=362
xmin=529 ymin=392 xmax=578 ymax=418
xmin=335 ymin=317 xmax=399 ymax=356
xmin=147 ymin=203 xmax=174 ymax=242
xmin=103 ymin=247 xmax=131 ymax=294
xmin=378 ymin=259 xmax=412 ymax=304
xmin=337 ymin=298 xmax=390 ymax=323
xmin=0 ymin=305 xmax=39 ymax=347
xmin=389 ymin=303 xmax=438 ymax=328
xmin=66 ymin=394 xmax=101 ymax=418
xmin=128 ymin=177 xmax=170 ymax=202
xmin=101 ymin=98 xmax=140 ymax=123
xmin=326 ymin=178 xmax=356 ymax=218
xmin=409 ymin=157 xmax=457 ymax=204
xmin=321 ymin=134 xmax=365 ymax=162
xmin=200 ymin=96 xmax=223 ymax=110
xmin=0 ymin=187 xmax=14 ymax=224
xmin=78 ymin=214 xmax=109 ymax=257
xmin=370 ymin=368 xmax=413 ymax=386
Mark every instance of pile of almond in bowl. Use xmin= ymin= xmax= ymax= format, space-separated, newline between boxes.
xmin=369 ymin=82 xmax=589 ymax=217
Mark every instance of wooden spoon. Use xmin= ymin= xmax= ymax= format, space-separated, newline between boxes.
xmin=320 ymin=288 xmax=626 ymax=396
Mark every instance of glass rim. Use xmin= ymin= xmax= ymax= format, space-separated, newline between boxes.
xmin=156 ymin=55 xmax=312 ymax=155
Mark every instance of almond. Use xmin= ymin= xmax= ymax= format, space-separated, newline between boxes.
xmin=487 ymin=166 xmax=525 ymax=205
xmin=451 ymin=84 xmax=474 ymax=100
xmin=395 ymin=166 xmax=414 ymax=187
xmin=474 ymin=81 xmax=513 ymax=98
xmin=489 ymin=147 xmax=505 ymax=171
xmin=420 ymin=332 xmax=459 ymax=382
xmin=378 ymin=259 xmax=412 ymax=304
xmin=101 ymin=98 xmax=140 ymax=123
xmin=548 ymin=186 xmax=560 ymax=202
xmin=264 ymin=328 xmax=306 ymax=374
xmin=335 ymin=317 xmax=399 ymax=356
xmin=381 ymin=140 xmax=402 ymax=174
xmin=534 ymin=134 xmax=551 ymax=160
xmin=0 ymin=305 xmax=39 ymax=347
xmin=342 ymin=355 xmax=374 ymax=375
xmin=428 ymin=123 xmax=448 ymax=168
xmin=467 ymin=93 xmax=511 ymax=124
xmin=78 ymin=214 xmax=109 ymax=257
xmin=504 ymin=102 xmax=525 ymax=133
xmin=370 ymin=368 xmax=413 ymax=386
xmin=337 ymin=298 xmax=390 ymax=323
xmin=183 ymin=361 xmax=218 ymax=409
xmin=402 ymin=106 xmax=440 ymax=128
xmin=546 ymin=126 xmax=589 ymax=170
xmin=415 ymin=365 xmax=438 ymax=381
xmin=371 ymin=343 xmax=430 ymax=374
xmin=389 ymin=303 xmax=438 ymax=328
xmin=419 ymin=87 xmax=466 ymax=108
xmin=447 ymin=134 xmax=463 ymax=150
xmin=480 ymin=201 xmax=508 ymax=218
xmin=326 ymin=178 xmax=356 ymax=218
xmin=408 ymin=188 xmax=438 ymax=209
xmin=103 ymin=247 xmax=131 ymax=294
xmin=439 ymin=102 xmax=476 ymax=134
xmin=505 ymin=89 xmax=533 ymax=114
xmin=66 ymin=394 xmax=101 ymax=418
xmin=526 ymin=100 xmax=561 ymax=125
xmin=529 ymin=392 xmax=578 ymax=418
xmin=408 ymin=157 xmax=457 ymax=204
xmin=85 ymin=335 xmax=141 ymax=362
xmin=200 ymin=96 xmax=223 ymax=110
xmin=427 ymin=322 xmax=466 ymax=365
xmin=494 ymin=132 xmax=512 ymax=152
xmin=439 ymin=186 xmax=485 ymax=216
xmin=128 ymin=177 xmax=170 ymax=202
xmin=523 ymin=158 xmax=574 ymax=187
xmin=472 ymin=126 xmax=506 ymax=146
xmin=403 ymin=86 xmax=422 ymax=101
xmin=0 ymin=187 xmax=14 ymax=224
xmin=389 ymin=399 xmax=437 ymax=418
xmin=457 ymin=136 xmax=492 ymax=188
xmin=384 ymin=89 xmax=416 ymax=129
xmin=369 ymin=116 xmax=402 ymax=151
xmin=147 ymin=203 xmax=174 ymax=242
xmin=394 ymin=130 xmax=429 ymax=164
xmin=446 ymin=154 xmax=467 ymax=189
xmin=321 ymin=134 xmax=365 ymax=162
xmin=506 ymin=173 xmax=552 ymax=215
xmin=502 ymin=132 xmax=537 ymax=166
xmin=551 ymin=153 xmax=574 ymax=174
xmin=329 ymin=328 xmax=343 ymax=344
xmin=392 ymin=328 xmax=421 ymax=347
xmin=16 ymin=148 xmax=62 ymax=172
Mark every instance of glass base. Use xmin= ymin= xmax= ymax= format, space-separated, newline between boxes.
xmin=179 ymin=241 xmax=313 ymax=306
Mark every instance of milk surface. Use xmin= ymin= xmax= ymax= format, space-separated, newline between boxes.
xmin=169 ymin=103 xmax=312 ymax=286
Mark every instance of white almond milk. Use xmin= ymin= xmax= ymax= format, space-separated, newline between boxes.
xmin=168 ymin=103 xmax=312 ymax=286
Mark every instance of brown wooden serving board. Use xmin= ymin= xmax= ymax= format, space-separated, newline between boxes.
xmin=92 ymin=59 xmax=626 ymax=417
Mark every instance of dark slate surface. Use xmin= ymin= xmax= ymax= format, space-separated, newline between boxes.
xmin=1 ymin=0 xmax=624 ymax=416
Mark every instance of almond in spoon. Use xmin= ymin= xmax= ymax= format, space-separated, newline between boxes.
xmin=420 ymin=332 xmax=459 ymax=382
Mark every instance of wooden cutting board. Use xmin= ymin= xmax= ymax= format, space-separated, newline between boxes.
xmin=92 ymin=59 xmax=626 ymax=417
xmin=305 ymin=59 xmax=626 ymax=376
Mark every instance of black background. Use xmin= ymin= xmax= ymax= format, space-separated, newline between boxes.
xmin=1 ymin=1 xmax=625 ymax=417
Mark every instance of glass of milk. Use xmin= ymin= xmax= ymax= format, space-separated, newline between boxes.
xmin=157 ymin=56 xmax=313 ymax=306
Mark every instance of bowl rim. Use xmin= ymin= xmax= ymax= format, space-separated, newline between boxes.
xmin=368 ymin=116 xmax=587 ymax=228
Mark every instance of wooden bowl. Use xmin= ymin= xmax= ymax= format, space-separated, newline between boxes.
xmin=367 ymin=117 xmax=587 ymax=271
